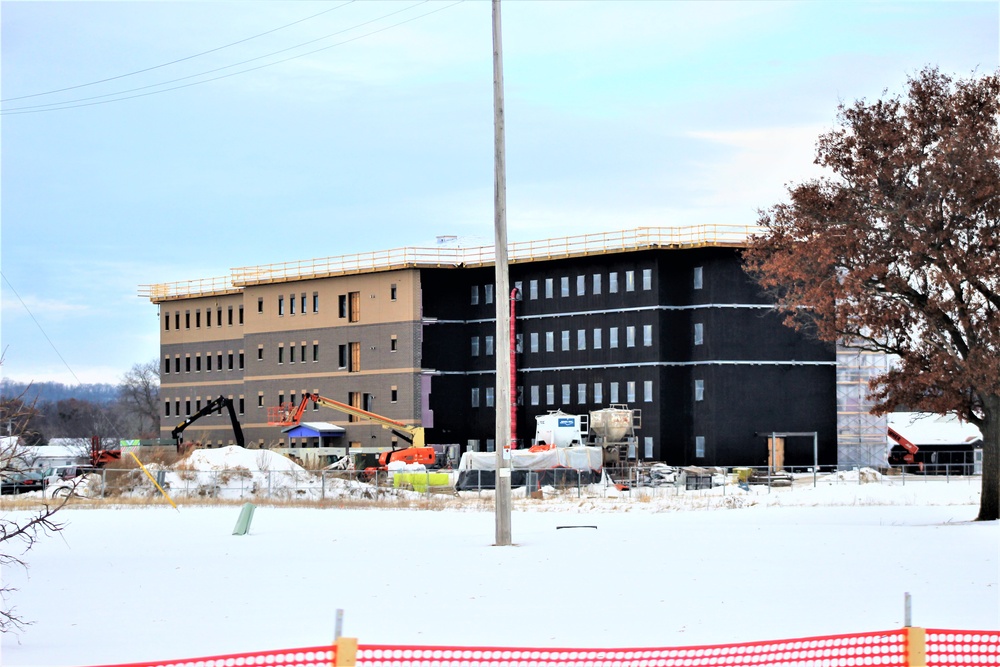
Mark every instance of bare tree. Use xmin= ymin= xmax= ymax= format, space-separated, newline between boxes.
xmin=0 ymin=387 xmax=71 ymax=633
xmin=118 ymin=360 xmax=160 ymax=439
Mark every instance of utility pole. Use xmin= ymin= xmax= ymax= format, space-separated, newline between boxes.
xmin=492 ymin=0 xmax=512 ymax=546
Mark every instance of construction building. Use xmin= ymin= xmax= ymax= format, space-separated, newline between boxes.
xmin=142 ymin=225 xmax=839 ymax=467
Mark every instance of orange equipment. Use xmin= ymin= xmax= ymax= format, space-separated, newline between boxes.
xmin=269 ymin=393 xmax=436 ymax=470
xmin=887 ymin=426 xmax=922 ymax=470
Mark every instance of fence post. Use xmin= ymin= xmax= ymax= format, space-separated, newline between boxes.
xmin=904 ymin=627 xmax=926 ymax=667
xmin=334 ymin=636 xmax=358 ymax=667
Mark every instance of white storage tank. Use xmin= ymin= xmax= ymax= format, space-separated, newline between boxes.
xmin=534 ymin=410 xmax=587 ymax=448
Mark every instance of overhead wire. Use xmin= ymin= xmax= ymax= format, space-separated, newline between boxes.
xmin=1 ymin=1 xmax=465 ymax=116
xmin=0 ymin=1 xmax=356 ymax=103
xmin=0 ymin=271 xmax=88 ymax=389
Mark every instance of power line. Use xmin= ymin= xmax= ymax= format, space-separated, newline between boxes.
xmin=0 ymin=2 xmax=356 ymax=103
xmin=1 ymin=271 xmax=134 ymax=443
xmin=1 ymin=1 xmax=464 ymax=116
xmin=2 ymin=0 xmax=430 ymax=114
xmin=0 ymin=271 xmax=86 ymax=388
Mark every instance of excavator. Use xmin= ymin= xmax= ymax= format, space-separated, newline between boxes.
xmin=887 ymin=426 xmax=922 ymax=471
xmin=171 ymin=395 xmax=246 ymax=450
xmin=268 ymin=393 xmax=437 ymax=472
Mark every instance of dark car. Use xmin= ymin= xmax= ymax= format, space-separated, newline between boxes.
xmin=0 ymin=470 xmax=49 ymax=495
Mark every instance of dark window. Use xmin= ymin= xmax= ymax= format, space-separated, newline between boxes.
xmin=239 ymin=352 xmax=244 ymax=369
xmin=185 ymin=357 xmax=191 ymax=373
xmin=174 ymin=357 xmax=180 ymax=373
xmin=278 ymin=347 xmax=284 ymax=364
xmin=228 ymin=306 xmax=234 ymax=326
xmin=339 ymin=295 xmax=347 ymax=318
xmin=239 ymin=306 xmax=244 ymax=324
xmin=278 ymin=296 xmax=284 ymax=316
xmin=217 ymin=352 xmax=222 ymax=370
xmin=206 ymin=355 xmax=212 ymax=372
xmin=185 ymin=311 xmax=191 ymax=329
xmin=301 ymin=294 xmax=306 ymax=313
xmin=185 ymin=400 xmax=191 ymax=416
xmin=289 ymin=295 xmax=295 ymax=315
xmin=339 ymin=344 xmax=348 ymax=368
xmin=164 ymin=401 xmax=171 ymax=417
xmin=195 ymin=355 xmax=201 ymax=372
xmin=228 ymin=353 xmax=234 ymax=371
xmin=175 ymin=312 xmax=180 ymax=329
xmin=164 ymin=357 xmax=170 ymax=374
xmin=164 ymin=314 xmax=170 ymax=331
xmin=313 ymin=292 xmax=319 ymax=313
xmin=257 ymin=297 xmax=264 ymax=314
xmin=258 ymin=347 xmax=264 ymax=361
xmin=390 ymin=284 xmax=397 ymax=301
xmin=238 ymin=398 xmax=244 ymax=415
xmin=206 ymin=309 xmax=212 ymax=327
xmin=313 ymin=343 xmax=319 ymax=362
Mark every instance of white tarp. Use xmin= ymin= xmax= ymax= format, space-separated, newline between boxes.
xmin=458 ymin=446 xmax=603 ymax=472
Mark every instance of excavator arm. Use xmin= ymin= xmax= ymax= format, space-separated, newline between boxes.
xmin=887 ymin=426 xmax=918 ymax=465
xmin=171 ymin=395 xmax=245 ymax=449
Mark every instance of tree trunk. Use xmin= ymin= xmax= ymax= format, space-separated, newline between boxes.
xmin=977 ymin=395 xmax=1000 ymax=521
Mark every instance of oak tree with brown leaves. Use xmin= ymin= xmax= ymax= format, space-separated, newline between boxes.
xmin=744 ymin=67 xmax=1000 ymax=521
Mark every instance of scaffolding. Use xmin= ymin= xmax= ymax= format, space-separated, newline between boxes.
xmin=836 ymin=346 xmax=890 ymax=468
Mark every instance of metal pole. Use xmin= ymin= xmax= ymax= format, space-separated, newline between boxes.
xmin=904 ymin=592 xmax=912 ymax=627
xmin=769 ymin=431 xmax=775 ymax=492
xmin=492 ymin=0 xmax=512 ymax=546
xmin=813 ymin=433 xmax=818 ymax=488
xmin=335 ymin=608 xmax=344 ymax=639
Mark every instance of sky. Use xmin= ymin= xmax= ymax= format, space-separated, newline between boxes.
xmin=1 ymin=1 xmax=998 ymax=386
xmin=0 ymin=460 xmax=995 ymax=667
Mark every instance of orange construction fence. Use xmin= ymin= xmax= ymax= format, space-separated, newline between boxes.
xmin=84 ymin=629 xmax=998 ymax=667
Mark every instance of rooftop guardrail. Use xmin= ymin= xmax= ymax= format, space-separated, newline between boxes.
xmin=140 ymin=225 xmax=762 ymax=301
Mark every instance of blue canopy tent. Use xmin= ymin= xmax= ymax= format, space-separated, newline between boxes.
xmin=279 ymin=422 xmax=346 ymax=448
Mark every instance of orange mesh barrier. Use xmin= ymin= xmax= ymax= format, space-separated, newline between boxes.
xmin=90 ymin=646 xmax=335 ymax=667
xmin=925 ymin=629 xmax=1000 ymax=666
xmin=83 ymin=628 xmax=1000 ymax=667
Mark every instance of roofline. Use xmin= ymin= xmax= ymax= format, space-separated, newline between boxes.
xmin=139 ymin=224 xmax=762 ymax=302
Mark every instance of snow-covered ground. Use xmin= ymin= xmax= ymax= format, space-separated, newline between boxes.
xmin=1 ymin=451 xmax=996 ymax=667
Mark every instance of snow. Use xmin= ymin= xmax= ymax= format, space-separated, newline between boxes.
xmin=1 ymin=461 xmax=997 ymax=667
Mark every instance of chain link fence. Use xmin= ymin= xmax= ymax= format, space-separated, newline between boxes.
xmin=53 ymin=459 xmax=983 ymax=503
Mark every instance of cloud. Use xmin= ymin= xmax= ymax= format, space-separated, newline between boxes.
xmin=0 ymin=292 xmax=90 ymax=319
xmin=684 ymin=125 xmax=832 ymax=212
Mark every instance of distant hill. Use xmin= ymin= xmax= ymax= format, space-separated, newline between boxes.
xmin=0 ymin=379 xmax=119 ymax=405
